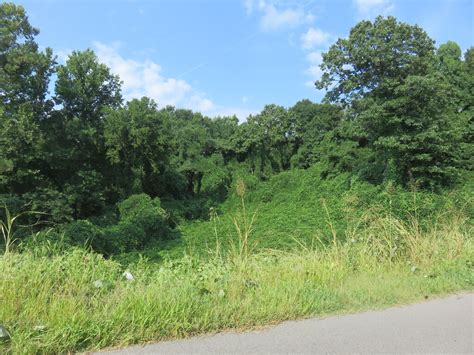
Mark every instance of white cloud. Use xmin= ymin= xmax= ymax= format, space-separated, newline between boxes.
xmin=300 ymin=27 xmax=331 ymax=50
xmin=299 ymin=26 xmax=331 ymax=87
xmin=353 ymin=0 xmax=394 ymax=19
xmin=244 ymin=0 xmax=255 ymax=14
xmin=56 ymin=48 xmax=73 ymax=63
xmin=260 ymin=4 xmax=313 ymax=31
xmin=91 ymin=42 xmax=258 ymax=121
xmin=305 ymin=51 xmax=323 ymax=82
xmin=241 ymin=96 xmax=249 ymax=104
xmin=245 ymin=0 xmax=314 ymax=32
xmin=189 ymin=95 xmax=215 ymax=112
xmin=93 ymin=41 xmax=213 ymax=112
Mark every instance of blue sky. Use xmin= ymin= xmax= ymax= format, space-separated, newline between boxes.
xmin=20 ymin=0 xmax=474 ymax=120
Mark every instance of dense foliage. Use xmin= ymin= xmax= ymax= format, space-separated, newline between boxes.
xmin=0 ymin=3 xmax=472 ymax=254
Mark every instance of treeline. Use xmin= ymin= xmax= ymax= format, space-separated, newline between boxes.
xmin=1 ymin=4 xmax=472 ymax=234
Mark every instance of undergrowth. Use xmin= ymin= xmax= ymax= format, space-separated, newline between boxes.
xmin=0 ymin=176 xmax=472 ymax=353
xmin=177 ymin=165 xmax=472 ymax=258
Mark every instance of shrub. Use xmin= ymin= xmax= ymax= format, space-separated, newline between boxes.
xmin=59 ymin=194 xmax=172 ymax=255
xmin=62 ymin=220 xmax=105 ymax=251
xmin=102 ymin=221 xmax=146 ymax=254
xmin=23 ymin=187 xmax=73 ymax=224
xmin=117 ymin=193 xmax=169 ymax=238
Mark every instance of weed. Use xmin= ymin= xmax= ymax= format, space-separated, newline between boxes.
xmin=0 ymin=202 xmax=472 ymax=353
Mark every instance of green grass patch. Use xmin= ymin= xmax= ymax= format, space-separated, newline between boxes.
xmin=1 ymin=199 xmax=472 ymax=353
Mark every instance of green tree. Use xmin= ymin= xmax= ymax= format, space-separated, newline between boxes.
xmin=166 ymin=108 xmax=213 ymax=195
xmin=234 ymin=105 xmax=295 ymax=177
xmin=316 ymin=16 xmax=435 ymax=105
xmin=104 ymin=97 xmax=172 ymax=197
xmin=459 ymin=48 xmax=474 ymax=171
xmin=55 ymin=49 xmax=122 ymax=121
xmin=436 ymin=43 xmax=473 ymax=173
xmin=0 ymin=2 xmax=55 ymax=116
xmin=289 ymin=100 xmax=343 ymax=168
xmin=357 ymin=73 xmax=460 ymax=187
xmin=49 ymin=50 xmax=123 ymax=217
xmin=316 ymin=16 xmax=463 ymax=188
xmin=0 ymin=3 xmax=55 ymax=195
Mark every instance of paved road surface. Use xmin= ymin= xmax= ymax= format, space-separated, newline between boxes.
xmin=100 ymin=293 xmax=473 ymax=354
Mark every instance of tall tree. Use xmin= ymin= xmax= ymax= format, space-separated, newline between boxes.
xmin=316 ymin=16 xmax=462 ymax=188
xmin=49 ymin=50 xmax=123 ymax=217
xmin=55 ymin=50 xmax=122 ymax=121
xmin=0 ymin=2 xmax=55 ymax=116
xmin=289 ymin=100 xmax=343 ymax=168
xmin=356 ymin=73 xmax=460 ymax=186
xmin=104 ymin=97 xmax=172 ymax=197
xmin=0 ymin=3 xmax=55 ymax=195
xmin=234 ymin=105 xmax=294 ymax=176
xmin=316 ymin=16 xmax=435 ymax=105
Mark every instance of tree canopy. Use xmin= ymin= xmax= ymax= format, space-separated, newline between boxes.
xmin=0 ymin=3 xmax=472 ymax=253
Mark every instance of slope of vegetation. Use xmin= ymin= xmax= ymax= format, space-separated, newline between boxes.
xmin=1 ymin=191 xmax=472 ymax=353
xmin=177 ymin=165 xmax=473 ymax=258
xmin=0 ymin=2 xmax=473 ymax=353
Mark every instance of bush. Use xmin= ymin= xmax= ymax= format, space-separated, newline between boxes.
xmin=57 ymin=194 xmax=172 ymax=255
xmin=102 ymin=221 xmax=146 ymax=254
xmin=117 ymin=193 xmax=169 ymax=238
xmin=62 ymin=220 xmax=106 ymax=251
xmin=23 ymin=187 xmax=73 ymax=224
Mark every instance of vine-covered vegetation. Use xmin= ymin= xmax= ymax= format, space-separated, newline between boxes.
xmin=0 ymin=3 xmax=472 ymax=255
xmin=0 ymin=3 xmax=472 ymax=353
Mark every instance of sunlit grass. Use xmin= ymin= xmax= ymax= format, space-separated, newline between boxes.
xmin=1 ymin=203 xmax=472 ymax=353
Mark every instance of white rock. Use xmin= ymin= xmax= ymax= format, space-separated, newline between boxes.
xmin=123 ymin=271 xmax=135 ymax=281
xmin=93 ymin=280 xmax=104 ymax=288
xmin=0 ymin=325 xmax=10 ymax=341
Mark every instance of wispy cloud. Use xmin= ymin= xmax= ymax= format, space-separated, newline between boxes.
xmin=353 ymin=0 xmax=394 ymax=19
xmin=92 ymin=42 xmax=255 ymax=121
xmin=305 ymin=50 xmax=323 ymax=85
xmin=56 ymin=48 xmax=74 ymax=63
xmin=244 ymin=0 xmax=256 ymax=14
xmin=300 ymin=26 xmax=331 ymax=87
xmin=94 ymin=41 xmax=205 ymax=109
xmin=300 ymin=27 xmax=331 ymax=50
xmin=245 ymin=0 xmax=314 ymax=32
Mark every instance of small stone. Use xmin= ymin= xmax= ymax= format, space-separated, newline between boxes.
xmin=33 ymin=325 xmax=46 ymax=332
xmin=411 ymin=266 xmax=417 ymax=273
xmin=123 ymin=271 xmax=135 ymax=281
xmin=218 ymin=289 xmax=225 ymax=298
xmin=93 ymin=280 xmax=104 ymax=288
xmin=0 ymin=325 xmax=10 ymax=341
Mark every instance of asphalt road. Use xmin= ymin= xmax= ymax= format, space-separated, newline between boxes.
xmin=100 ymin=293 xmax=473 ymax=354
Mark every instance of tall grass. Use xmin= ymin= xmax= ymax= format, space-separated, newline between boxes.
xmin=0 ymin=194 xmax=472 ymax=353
xmin=1 ymin=205 xmax=45 ymax=254
xmin=179 ymin=166 xmax=473 ymax=256
xmin=230 ymin=177 xmax=258 ymax=264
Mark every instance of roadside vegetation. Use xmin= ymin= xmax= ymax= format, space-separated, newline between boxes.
xmin=0 ymin=2 xmax=472 ymax=353
xmin=1 ymin=171 xmax=472 ymax=353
